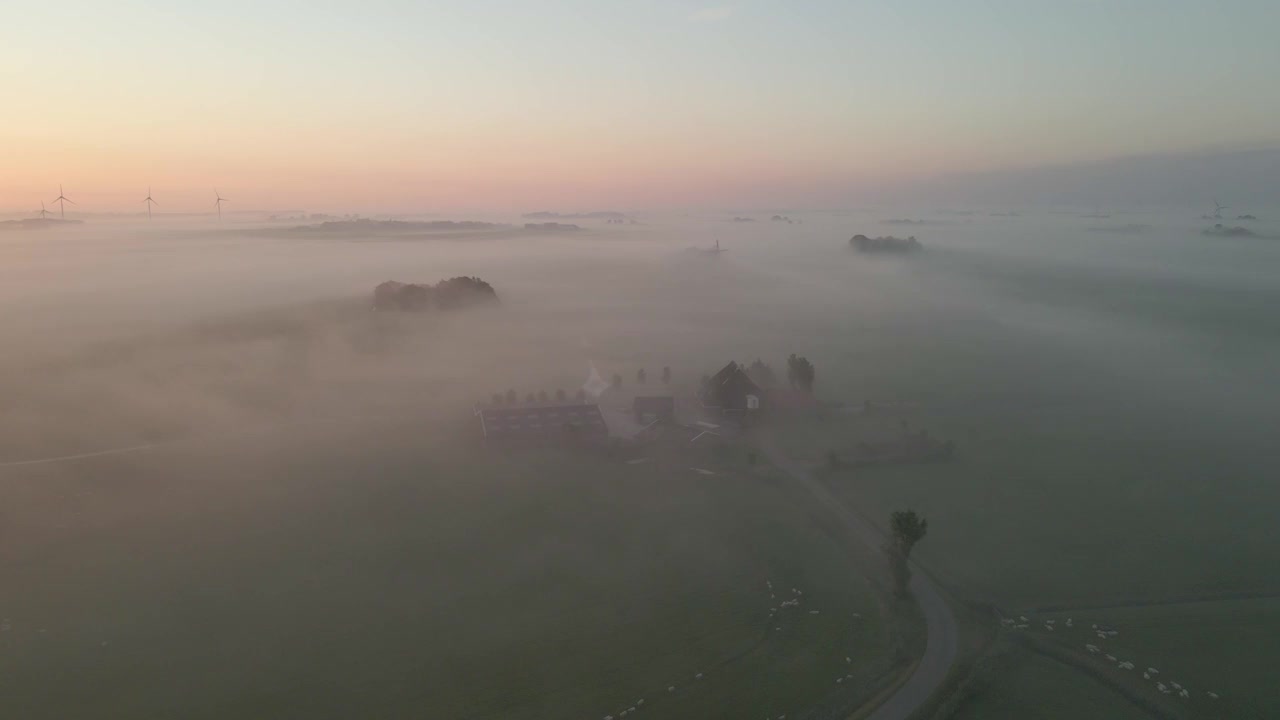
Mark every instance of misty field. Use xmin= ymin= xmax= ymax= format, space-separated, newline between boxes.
xmin=2 ymin=210 xmax=1279 ymax=717
xmin=0 ymin=420 xmax=899 ymax=720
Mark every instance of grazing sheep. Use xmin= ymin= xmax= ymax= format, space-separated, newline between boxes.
xmin=1044 ymin=624 xmax=1054 ymax=631
xmin=695 ymin=673 xmax=703 ymax=680
xmin=628 ymin=707 xmax=635 ymax=713
xmin=637 ymin=699 xmax=644 ymax=706
xmin=1171 ymin=682 xmax=1181 ymax=690
xmin=1143 ymin=673 xmax=1150 ymax=680
xmin=1179 ymin=689 xmax=1189 ymax=699
xmin=810 ymin=610 xmax=819 ymax=615
xmin=845 ymin=656 xmax=851 ymax=663
xmin=836 ymin=678 xmax=843 ymax=684
xmin=1208 ymin=692 xmax=1219 ymax=700
xmin=1085 ymin=644 xmax=1099 ymax=653
xmin=1146 ymin=667 xmax=1158 ymax=675
xmin=1105 ymin=654 xmax=1116 ymax=662
xmin=1019 ymin=616 xmax=1029 ymax=622
xmin=667 ymin=686 xmax=675 ymax=693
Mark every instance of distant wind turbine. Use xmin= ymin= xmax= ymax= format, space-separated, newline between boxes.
xmin=214 ymin=189 xmax=228 ymax=222
xmin=1213 ymin=200 xmax=1228 ymax=219
xmin=143 ymin=187 xmax=158 ymax=220
xmin=37 ymin=200 xmax=50 ymax=220
xmin=51 ymin=184 xmax=75 ymax=220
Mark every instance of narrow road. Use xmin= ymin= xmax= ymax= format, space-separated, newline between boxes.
xmin=760 ymin=438 xmax=959 ymax=720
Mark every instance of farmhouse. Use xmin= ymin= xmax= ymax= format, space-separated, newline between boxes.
xmin=477 ymin=403 xmax=609 ymax=442
xmin=700 ymin=361 xmax=764 ymax=415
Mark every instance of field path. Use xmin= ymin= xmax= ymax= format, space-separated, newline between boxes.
xmin=760 ymin=437 xmax=958 ymax=720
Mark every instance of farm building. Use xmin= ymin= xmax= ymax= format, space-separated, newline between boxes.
xmin=477 ymin=404 xmax=609 ymax=442
xmin=700 ymin=361 xmax=764 ymax=415
xmin=633 ymin=396 xmax=676 ymax=424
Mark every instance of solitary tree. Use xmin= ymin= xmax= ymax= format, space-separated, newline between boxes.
xmin=555 ymin=388 xmax=567 ymax=403
xmin=885 ymin=509 xmax=928 ymax=598
xmin=637 ymin=368 xmax=647 ymax=384
xmin=786 ymin=354 xmax=816 ymax=392
xmin=505 ymin=389 xmax=517 ymax=405
xmin=662 ymin=366 xmax=671 ymax=384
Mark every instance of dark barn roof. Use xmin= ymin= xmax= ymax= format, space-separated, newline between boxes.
xmin=705 ymin=361 xmax=763 ymax=411
xmin=478 ymin=404 xmax=609 ymax=441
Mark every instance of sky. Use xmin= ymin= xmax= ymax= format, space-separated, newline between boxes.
xmin=2 ymin=0 xmax=1279 ymax=213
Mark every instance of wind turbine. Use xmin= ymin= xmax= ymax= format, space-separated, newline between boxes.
xmin=1213 ymin=200 xmax=1228 ymax=219
xmin=214 ymin=189 xmax=228 ymax=222
xmin=37 ymin=200 xmax=50 ymax=220
xmin=51 ymin=184 xmax=75 ymax=220
xmin=143 ymin=187 xmax=158 ymax=220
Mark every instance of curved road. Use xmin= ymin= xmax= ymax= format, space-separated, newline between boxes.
xmin=760 ymin=438 xmax=958 ymax=720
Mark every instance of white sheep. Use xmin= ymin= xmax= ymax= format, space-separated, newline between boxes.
xmin=836 ymin=678 xmax=842 ymax=684
xmin=810 ymin=610 xmax=819 ymax=615
xmin=1146 ymin=667 xmax=1158 ymax=675
xmin=845 ymin=656 xmax=851 ymax=663
xmin=1044 ymin=624 xmax=1054 ymax=631
xmin=695 ymin=673 xmax=703 ymax=680
xmin=667 ymin=686 xmax=675 ymax=693
xmin=1207 ymin=692 xmax=1219 ymax=700
xmin=1105 ymin=654 xmax=1116 ymax=662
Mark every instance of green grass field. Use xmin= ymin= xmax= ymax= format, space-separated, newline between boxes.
xmin=0 ymin=421 xmax=899 ymax=719
xmin=948 ymin=650 xmax=1151 ymax=720
xmin=1024 ymin=598 xmax=1280 ymax=720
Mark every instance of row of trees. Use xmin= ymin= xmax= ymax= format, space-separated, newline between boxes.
xmin=489 ymin=389 xmax=587 ymax=406
xmin=611 ymin=366 xmax=672 ymax=389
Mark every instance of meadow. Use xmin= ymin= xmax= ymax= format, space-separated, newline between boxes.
xmin=2 ymin=209 xmax=1278 ymax=717
xmin=0 ymin=419 xmax=900 ymax=719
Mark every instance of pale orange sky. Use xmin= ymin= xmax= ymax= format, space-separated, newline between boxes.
xmin=3 ymin=1 xmax=1278 ymax=213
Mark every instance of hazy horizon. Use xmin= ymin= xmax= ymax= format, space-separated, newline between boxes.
xmin=4 ymin=1 xmax=1280 ymax=213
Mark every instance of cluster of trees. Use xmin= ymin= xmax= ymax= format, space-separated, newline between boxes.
xmin=489 ymin=388 xmax=586 ymax=406
xmin=744 ymin=356 xmax=814 ymax=392
xmin=786 ymin=354 xmax=815 ymax=392
xmin=885 ymin=509 xmax=928 ymax=598
xmin=374 ymin=276 xmax=499 ymax=311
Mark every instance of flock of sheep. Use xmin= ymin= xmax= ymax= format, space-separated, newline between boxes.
xmin=1005 ymin=615 xmax=1221 ymax=704
xmin=599 ymin=579 xmax=860 ymax=720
